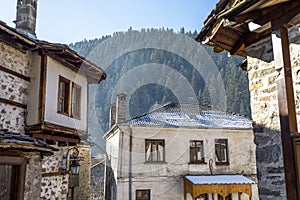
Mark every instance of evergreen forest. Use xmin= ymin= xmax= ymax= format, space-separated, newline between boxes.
xmin=69 ymin=28 xmax=251 ymax=154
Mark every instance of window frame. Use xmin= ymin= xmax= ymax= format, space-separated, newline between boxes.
xmin=145 ymin=139 xmax=165 ymax=163
xmin=189 ymin=140 xmax=205 ymax=164
xmin=71 ymin=83 xmax=81 ymax=119
xmin=0 ymin=156 xmax=26 ymax=200
xmin=215 ymin=139 xmax=229 ymax=165
xmin=57 ymin=76 xmax=82 ymax=119
xmin=57 ymin=76 xmax=70 ymax=115
xmin=136 ymin=189 xmax=151 ymax=200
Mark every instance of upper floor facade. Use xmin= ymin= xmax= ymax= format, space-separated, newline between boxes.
xmin=0 ymin=21 xmax=106 ymax=143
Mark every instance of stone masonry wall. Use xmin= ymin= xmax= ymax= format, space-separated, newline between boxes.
xmin=73 ymin=144 xmax=91 ymax=200
xmin=41 ymin=145 xmax=91 ymax=200
xmin=41 ymin=146 xmax=69 ymax=200
xmin=246 ymin=26 xmax=300 ymax=200
xmin=24 ymin=153 xmax=43 ymax=200
xmin=0 ymin=41 xmax=31 ymax=133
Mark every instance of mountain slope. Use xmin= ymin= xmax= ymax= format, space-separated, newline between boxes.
xmin=70 ymin=28 xmax=251 ymax=155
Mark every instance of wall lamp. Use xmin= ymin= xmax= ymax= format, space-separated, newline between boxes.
xmin=64 ymin=147 xmax=81 ymax=175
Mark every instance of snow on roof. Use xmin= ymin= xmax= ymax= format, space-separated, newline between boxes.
xmin=185 ymin=174 xmax=255 ymax=185
xmin=122 ymin=102 xmax=252 ymax=129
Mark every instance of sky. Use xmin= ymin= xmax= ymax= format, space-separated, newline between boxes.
xmin=0 ymin=0 xmax=217 ymax=44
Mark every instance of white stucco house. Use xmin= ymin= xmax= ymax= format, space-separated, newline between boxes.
xmin=104 ymin=94 xmax=259 ymax=200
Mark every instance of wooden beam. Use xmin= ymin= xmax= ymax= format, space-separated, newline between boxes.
xmin=0 ymin=97 xmax=27 ymax=109
xmin=234 ymin=1 xmax=300 ymax=25
xmin=42 ymin=172 xmax=61 ymax=177
xmin=0 ymin=156 xmax=25 ymax=165
xmin=229 ymin=38 xmax=244 ymax=55
xmin=272 ymin=27 xmax=299 ymax=200
xmin=25 ymin=122 xmax=87 ymax=137
xmin=0 ymin=64 xmax=30 ymax=81
xmin=244 ymin=28 xmax=272 ymax=48
xmin=38 ymin=53 xmax=47 ymax=123
xmin=32 ymin=133 xmax=80 ymax=143
xmin=271 ymin=3 xmax=300 ymax=30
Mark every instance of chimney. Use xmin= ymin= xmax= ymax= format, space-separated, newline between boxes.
xmin=116 ymin=93 xmax=126 ymax=124
xmin=14 ymin=0 xmax=38 ymax=38
xmin=109 ymin=103 xmax=116 ymax=128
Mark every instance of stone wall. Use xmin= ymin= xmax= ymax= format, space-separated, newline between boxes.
xmin=24 ymin=153 xmax=43 ymax=200
xmin=246 ymin=26 xmax=300 ymax=200
xmin=73 ymin=144 xmax=91 ymax=200
xmin=41 ymin=146 xmax=69 ymax=200
xmin=0 ymin=41 xmax=31 ymax=133
xmin=41 ymin=145 xmax=91 ymax=200
xmin=91 ymin=161 xmax=105 ymax=200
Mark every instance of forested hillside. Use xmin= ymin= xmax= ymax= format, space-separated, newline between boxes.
xmin=69 ymin=28 xmax=251 ymax=154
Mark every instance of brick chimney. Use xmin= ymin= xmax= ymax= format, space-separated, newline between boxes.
xmin=116 ymin=93 xmax=126 ymax=124
xmin=14 ymin=0 xmax=38 ymax=38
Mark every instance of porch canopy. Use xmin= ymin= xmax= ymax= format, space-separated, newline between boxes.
xmin=184 ymin=175 xmax=254 ymax=200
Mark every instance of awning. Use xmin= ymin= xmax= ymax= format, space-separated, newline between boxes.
xmin=184 ymin=175 xmax=254 ymax=200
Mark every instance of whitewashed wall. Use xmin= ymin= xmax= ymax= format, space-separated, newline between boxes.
xmin=106 ymin=125 xmax=259 ymax=200
xmin=26 ymin=53 xmax=41 ymax=125
xmin=44 ymin=57 xmax=88 ymax=131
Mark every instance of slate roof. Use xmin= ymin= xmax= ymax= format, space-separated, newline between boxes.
xmin=0 ymin=20 xmax=106 ymax=84
xmin=0 ymin=129 xmax=58 ymax=155
xmin=121 ymin=102 xmax=252 ymax=129
xmin=185 ymin=174 xmax=255 ymax=185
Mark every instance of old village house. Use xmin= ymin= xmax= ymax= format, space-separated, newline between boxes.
xmin=104 ymin=94 xmax=259 ymax=200
xmin=0 ymin=0 xmax=106 ymax=199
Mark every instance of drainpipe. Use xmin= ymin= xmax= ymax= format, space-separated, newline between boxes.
xmin=129 ymin=125 xmax=133 ymax=200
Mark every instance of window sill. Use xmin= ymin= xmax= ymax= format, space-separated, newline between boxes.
xmin=216 ymin=162 xmax=230 ymax=166
xmin=188 ymin=161 xmax=207 ymax=165
xmin=57 ymin=111 xmax=69 ymax=117
xmin=144 ymin=161 xmax=167 ymax=164
xmin=71 ymin=115 xmax=81 ymax=120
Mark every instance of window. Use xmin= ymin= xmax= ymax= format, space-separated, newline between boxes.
xmin=136 ymin=190 xmax=150 ymax=200
xmin=145 ymin=140 xmax=165 ymax=162
xmin=0 ymin=156 xmax=26 ymax=200
xmin=215 ymin=139 xmax=229 ymax=165
xmin=71 ymin=83 xmax=81 ymax=119
xmin=58 ymin=76 xmax=70 ymax=114
xmin=190 ymin=140 xmax=205 ymax=164
xmin=57 ymin=76 xmax=81 ymax=118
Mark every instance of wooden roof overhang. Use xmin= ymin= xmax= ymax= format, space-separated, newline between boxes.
xmin=25 ymin=122 xmax=86 ymax=144
xmin=0 ymin=21 xmax=106 ymax=84
xmin=37 ymin=41 xmax=107 ymax=84
xmin=196 ymin=0 xmax=300 ymax=57
xmin=184 ymin=176 xmax=253 ymax=199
